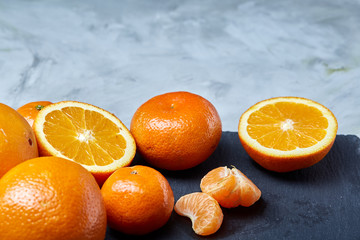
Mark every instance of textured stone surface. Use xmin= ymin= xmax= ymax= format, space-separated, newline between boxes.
xmin=0 ymin=0 xmax=359 ymax=135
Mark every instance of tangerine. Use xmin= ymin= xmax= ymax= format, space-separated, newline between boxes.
xmin=17 ymin=101 xmax=52 ymax=128
xmin=101 ymin=165 xmax=174 ymax=235
xmin=130 ymin=91 xmax=222 ymax=170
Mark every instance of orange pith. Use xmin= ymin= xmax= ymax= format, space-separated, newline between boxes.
xmin=34 ymin=101 xmax=136 ymax=185
xmin=174 ymin=192 xmax=223 ymax=236
xmin=200 ymin=166 xmax=261 ymax=208
xmin=238 ymin=97 xmax=338 ymax=172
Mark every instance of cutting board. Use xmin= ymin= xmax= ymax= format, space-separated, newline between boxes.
xmin=105 ymin=132 xmax=360 ymax=240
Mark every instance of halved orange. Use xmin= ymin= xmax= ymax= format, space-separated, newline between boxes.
xmin=200 ymin=166 xmax=261 ymax=208
xmin=33 ymin=101 xmax=136 ymax=185
xmin=238 ymin=97 xmax=338 ymax=172
xmin=174 ymin=192 xmax=223 ymax=236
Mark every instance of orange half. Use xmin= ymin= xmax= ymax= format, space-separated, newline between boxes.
xmin=33 ymin=101 xmax=136 ymax=185
xmin=238 ymin=97 xmax=338 ymax=172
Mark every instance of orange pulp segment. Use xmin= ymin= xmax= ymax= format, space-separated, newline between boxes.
xmin=174 ymin=192 xmax=223 ymax=236
xmin=200 ymin=166 xmax=261 ymax=208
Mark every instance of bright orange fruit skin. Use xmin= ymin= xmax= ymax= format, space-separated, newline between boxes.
xmin=17 ymin=101 xmax=53 ymax=128
xmin=101 ymin=165 xmax=174 ymax=235
xmin=0 ymin=103 xmax=38 ymax=178
xmin=130 ymin=91 xmax=222 ymax=170
xmin=200 ymin=166 xmax=261 ymax=208
xmin=0 ymin=157 xmax=107 ymax=240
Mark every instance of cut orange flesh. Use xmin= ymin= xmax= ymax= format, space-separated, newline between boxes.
xmin=238 ymin=97 xmax=338 ymax=172
xmin=200 ymin=166 xmax=261 ymax=208
xmin=33 ymin=101 xmax=136 ymax=185
xmin=174 ymin=192 xmax=223 ymax=236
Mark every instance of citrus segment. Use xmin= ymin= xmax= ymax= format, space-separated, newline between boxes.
xmin=34 ymin=101 xmax=136 ymax=185
xmin=238 ymin=97 xmax=338 ymax=172
xmin=200 ymin=166 xmax=261 ymax=208
xmin=174 ymin=192 xmax=223 ymax=236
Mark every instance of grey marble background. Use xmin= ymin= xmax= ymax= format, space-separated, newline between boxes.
xmin=0 ymin=0 xmax=359 ymax=136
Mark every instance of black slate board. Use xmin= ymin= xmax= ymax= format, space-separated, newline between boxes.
xmin=106 ymin=132 xmax=360 ymax=240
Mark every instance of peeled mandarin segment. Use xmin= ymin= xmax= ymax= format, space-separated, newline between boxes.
xmin=200 ymin=167 xmax=237 ymax=204
xmin=201 ymin=167 xmax=261 ymax=208
xmin=174 ymin=192 xmax=223 ymax=236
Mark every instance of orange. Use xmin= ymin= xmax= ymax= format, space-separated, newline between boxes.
xmin=0 ymin=103 xmax=38 ymax=178
xmin=101 ymin=165 xmax=174 ymax=235
xmin=0 ymin=156 xmax=106 ymax=240
xmin=200 ymin=166 xmax=261 ymax=208
xmin=33 ymin=101 xmax=136 ymax=185
xmin=238 ymin=97 xmax=338 ymax=172
xmin=17 ymin=101 xmax=53 ymax=128
xmin=130 ymin=91 xmax=222 ymax=170
xmin=174 ymin=192 xmax=223 ymax=236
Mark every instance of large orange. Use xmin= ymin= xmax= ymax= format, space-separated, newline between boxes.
xmin=101 ymin=165 xmax=174 ymax=235
xmin=0 ymin=156 xmax=107 ymax=240
xmin=238 ymin=97 xmax=338 ymax=172
xmin=17 ymin=101 xmax=53 ymax=128
xmin=0 ymin=103 xmax=38 ymax=178
xmin=130 ymin=91 xmax=222 ymax=170
xmin=33 ymin=101 xmax=136 ymax=185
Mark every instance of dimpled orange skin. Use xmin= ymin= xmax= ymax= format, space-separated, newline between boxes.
xmin=17 ymin=101 xmax=53 ymax=128
xmin=101 ymin=165 xmax=174 ymax=235
xmin=0 ymin=103 xmax=38 ymax=178
xmin=0 ymin=157 xmax=107 ymax=240
xmin=130 ymin=91 xmax=222 ymax=170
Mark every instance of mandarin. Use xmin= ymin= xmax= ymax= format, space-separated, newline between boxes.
xmin=0 ymin=103 xmax=38 ymax=178
xmin=238 ymin=97 xmax=338 ymax=172
xmin=130 ymin=91 xmax=222 ymax=170
xmin=17 ymin=101 xmax=53 ymax=128
xmin=0 ymin=157 xmax=107 ymax=240
xmin=101 ymin=165 xmax=174 ymax=235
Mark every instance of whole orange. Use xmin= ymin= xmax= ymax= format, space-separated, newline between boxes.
xmin=17 ymin=101 xmax=52 ymax=128
xmin=101 ymin=165 xmax=174 ymax=235
xmin=130 ymin=91 xmax=222 ymax=170
xmin=0 ymin=156 xmax=107 ymax=240
xmin=0 ymin=103 xmax=38 ymax=178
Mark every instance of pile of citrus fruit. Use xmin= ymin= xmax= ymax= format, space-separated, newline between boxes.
xmin=0 ymin=91 xmax=338 ymax=239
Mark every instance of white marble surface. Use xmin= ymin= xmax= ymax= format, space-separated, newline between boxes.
xmin=0 ymin=0 xmax=359 ymax=136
